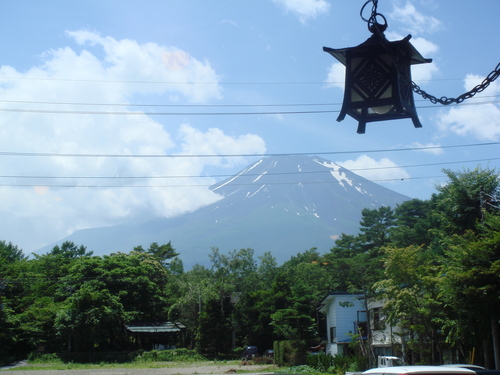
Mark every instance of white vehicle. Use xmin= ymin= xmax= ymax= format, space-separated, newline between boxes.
xmin=378 ymin=356 xmax=405 ymax=368
xmin=440 ymin=365 xmax=486 ymax=370
xmin=363 ymin=366 xmax=477 ymax=375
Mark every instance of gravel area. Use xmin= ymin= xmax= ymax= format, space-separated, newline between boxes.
xmin=1 ymin=361 xmax=277 ymax=375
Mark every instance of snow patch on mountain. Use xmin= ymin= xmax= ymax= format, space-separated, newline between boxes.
xmin=314 ymin=159 xmax=354 ymax=189
xmin=213 ymin=159 xmax=263 ymax=192
xmin=248 ymin=184 xmax=266 ymax=198
xmin=355 ymin=186 xmax=368 ymax=194
xmin=253 ymin=171 xmax=267 ymax=182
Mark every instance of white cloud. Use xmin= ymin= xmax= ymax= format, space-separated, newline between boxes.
xmin=336 ymin=155 xmax=410 ymax=182
xmin=389 ymin=2 xmax=442 ymax=35
xmin=65 ymin=30 xmax=222 ymax=103
xmin=436 ymin=75 xmax=500 ymax=140
xmin=407 ymin=142 xmax=443 ymax=155
xmin=272 ymin=0 xmax=330 ymax=23
xmin=325 ymin=62 xmax=345 ymax=89
xmin=408 ymin=37 xmax=439 ymax=82
xmin=0 ymin=31 xmax=266 ymax=253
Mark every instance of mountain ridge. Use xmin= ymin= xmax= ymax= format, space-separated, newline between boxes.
xmin=38 ymin=155 xmax=410 ymax=267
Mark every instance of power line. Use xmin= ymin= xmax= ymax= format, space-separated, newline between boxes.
xmin=1 ymin=95 xmax=498 ymax=108
xmin=1 ymin=141 xmax=498 ymax=158
xmin=0 ymin=175 xmax=446 ymax=188
xmin=0 ymin=99 xmax=498 ymax=116
xmin=0 ymin=99 xmax=342 ymax=107
xmin=0 ymin=75 xmax=479 ymax=85
xmin=0 ymin=107 xmax=339 ymax=116
xmin=1 ymin=156 xmax=498 ymax=180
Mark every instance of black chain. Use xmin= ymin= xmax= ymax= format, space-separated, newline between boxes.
xmin=360 ymin=0 xmax=500 ymax=106
xmin=412 ymin=62 xmax=500 ymax=105
xmin=360 ymin=0 xmax=387 ymax=34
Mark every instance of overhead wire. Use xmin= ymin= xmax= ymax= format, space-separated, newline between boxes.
xmin=0 ymin=75 xmax=486 ymax=85
xmin=0 ymin=155 xmax=497 ymax=188
xmin=1 ymin=156 xmax=499 ymax=181
xmin=1 ymin=95 xmax=498 ymax=108
xmin=0 ymin=175 xmax=446 ymax=188
xmin=1 ymin=141 xmax=498 ymax=158
xmin=0 ymin=99 xmax=498 ymax=116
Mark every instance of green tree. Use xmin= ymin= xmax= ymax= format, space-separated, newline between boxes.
xmin=441 ymin=214 xmax=500 ymax=368
xmin=167 ymin=263 xmax=214 ymax=350
xmin=0 ymin=241 xmax=26 ymax=364
xmin=374 ymin=245 xmax=446 ymax=364
xmin=48 ymin=241 xmax=93 ymax=258
xmin=134 ymin=241 xmax=179 ymax=265
xmin=52 ymin=250 xmax=170 ymax=352
xmin=0 ymin=241 xmax=25 ymax=266
xmin=435 ymin=167 xmax=499 ymax=234
xmin=266 ymin=249 xmax=333 ymax=345
xmin=390 ymin=199 xmax=436 ymax=248
xmin=325 ymin=234 xmax=364 ymax=292
xmin=54 ymin=280 xmax=126 ymax=352
xmin=359 ymin=206 xmax=396 ymax=252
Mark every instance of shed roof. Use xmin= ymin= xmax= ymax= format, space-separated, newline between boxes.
xmin=125 ymin=322 xmax=185 ymax=333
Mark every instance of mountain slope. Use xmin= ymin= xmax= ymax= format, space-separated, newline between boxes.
xmin=39 ymin=155 xmax=410 ymax=267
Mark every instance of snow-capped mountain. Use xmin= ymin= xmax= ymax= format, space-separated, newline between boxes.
xmin=38 ymin=155 xmax=410 ymax=267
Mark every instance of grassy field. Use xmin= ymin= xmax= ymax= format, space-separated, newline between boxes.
xmin=6 ymin=358 xmax=279 ymax=372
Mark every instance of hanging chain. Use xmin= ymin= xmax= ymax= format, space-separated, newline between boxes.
xmin=360 ymin=0 xmax=500 ymax=105
xmin=360 ymin=0 xmax=387 ymax=34
xmin=412 ymin=62 xmax=500 ymax=105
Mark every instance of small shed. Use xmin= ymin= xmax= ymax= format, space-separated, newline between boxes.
xmin=125 ymin=321 xmax=186 ymax=350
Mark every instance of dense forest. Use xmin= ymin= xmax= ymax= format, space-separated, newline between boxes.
xmin=1 ymin=167 xmax=499 ymax=368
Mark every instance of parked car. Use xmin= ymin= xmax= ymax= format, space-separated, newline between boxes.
xmin=441 ymin=365 xmax=486 ymax=370
xmin=363 ymin=366 xmax=477 ymax=375
xmin=241 ymin=346 xmax=259 ymax=360
xmin=440 ymin=365 xmax=500 ymax=375
xmin=263 ymin=349 xmax=274 ymax=358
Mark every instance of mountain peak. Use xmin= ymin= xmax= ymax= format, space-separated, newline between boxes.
xmin=39 ymin=155 xmax=409 ymax=268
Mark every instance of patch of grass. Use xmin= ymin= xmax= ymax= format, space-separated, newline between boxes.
xmin=275 ymin=365 xmax=325 ymax=375
xmin=14 ymin=352 xmax=280 ymax=373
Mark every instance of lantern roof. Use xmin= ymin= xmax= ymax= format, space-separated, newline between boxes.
xmin=323 ymin=34 xmax=432 ymax=67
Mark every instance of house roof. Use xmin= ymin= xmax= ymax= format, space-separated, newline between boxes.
xmin=125 ymin=321 xmax=185 ymax=334
xmin=317 ymin=292 xmax=364 ymax=312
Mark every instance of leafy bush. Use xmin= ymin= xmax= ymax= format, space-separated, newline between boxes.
xmin=305 ymin=353 xmax=367 ymax=374
xmin=307 ymin=353 xmax=334 ymax=372
xmin=27 ymin=353 xmax=62 ymax=364
xmin=332 ymin=354 xmax=352 ymax=373
xmin=275 ymin=365 xmax=320 ymax=374
xmin=253 ymin=356 xmax=274 ymax=364
xmin=274 ymin=340 xmax=307 ymax=367
xmin=135 ymin=348 xmax=204 ymax=362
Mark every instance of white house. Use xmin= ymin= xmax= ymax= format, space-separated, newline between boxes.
xmin=368 ymin=298 xmax=403 ymax=358
xmin=318 ymin=292 xmax=366 ymax=356
xmin=318 ymin=292 xmax=402 ymax=358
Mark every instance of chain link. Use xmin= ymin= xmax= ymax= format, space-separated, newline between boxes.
xmin=412 ymin=62 xmax=500 ymax=105
xmin=360 ymin=0 xmax=500 ymax=106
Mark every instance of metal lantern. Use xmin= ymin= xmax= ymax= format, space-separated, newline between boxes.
xmin=324 ymin=29 xmax=432 ymax=134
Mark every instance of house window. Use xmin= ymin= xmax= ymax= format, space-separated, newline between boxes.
xmin=355 ymin=310 xmax=368 ymax=338
xmin=357 ymin=310 xmax=367 ymax=322
xmin=355 ymin=321 xmax=368 ymax=338
xmin=330 ymin=327 xmax=337 ymax=343
xmin=371 ymin=307 xmax=386 ymax=330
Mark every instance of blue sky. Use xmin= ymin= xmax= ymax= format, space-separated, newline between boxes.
xmin=1 ymin=0 xmax=499 ymax=253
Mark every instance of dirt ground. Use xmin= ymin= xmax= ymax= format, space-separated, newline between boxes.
xmin=0 ymin=361 xmax=278 ymax=375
